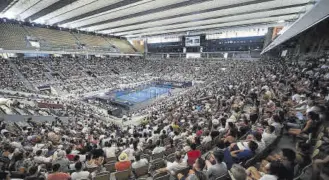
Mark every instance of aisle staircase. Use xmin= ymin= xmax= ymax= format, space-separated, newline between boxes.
xmin=8 ymin=60 xmax=36 ymax=91
xmin=42 ymin=61 xmax=67 ymax=80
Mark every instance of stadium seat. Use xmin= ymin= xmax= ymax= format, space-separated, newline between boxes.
xmin=104 ymin=163 xmax=116 ymax=173
xmin=94 ymin=172 xmax=110 ymax=180
xmin=166 ymin=153 xmax=176 ymax=163
xmin=114 ymin=169 xmax=131 ymax=180
xmin=133 ymin=165 xmax=149 ymax=179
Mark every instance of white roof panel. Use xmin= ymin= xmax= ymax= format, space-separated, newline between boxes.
xmin=121 ymin=15 xmax=298 ymax=37
xmin=90 ymin=0 xmax=309 ymax=32
xmin=0 ymin=0 xmax=313 ymax=39
xmin=81 ymin=0 xmax=260 ymax=31
xmin=64 ymin=0 xmax=190 ymax=28
xmin=100 ymin=6 xmax=305 ymax=35
xmin=114 ymin=8 xmax=303 ymax=36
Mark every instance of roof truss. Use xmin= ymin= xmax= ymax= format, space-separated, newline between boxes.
xmin=0 ymin=0 xmax=314 ymax=38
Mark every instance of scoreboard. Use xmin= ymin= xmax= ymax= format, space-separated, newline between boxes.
xmin=185 ymin=36 xmax=200 ymax=46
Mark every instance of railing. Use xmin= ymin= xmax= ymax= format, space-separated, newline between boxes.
xmin=0 ymin=48 xmax=143 ymax=56
xmin=146 ymin=52 xmax=260 ymax=60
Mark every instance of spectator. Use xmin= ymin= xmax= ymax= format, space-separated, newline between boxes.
xmin=152 ymin=140 xmax=166 ymax=154
xmin=52 ymin=150 xmax=70 ymax=172
xmin=33 ymin=150 xmax=52 ymax=164
xmin=173 ymin=131 xmax=182 ymax=141
xmin=47 ymin=163 xmax=71 ymax=180
xmin=196 ymin=126 xmax=203 ymax=137
xmin=69 ymin=155 xmax=82 ymax=171
xmin=288 ymin=111 xmax=318 ymax=136
xmin=156 ymin=151 xmax=188 ymax=175
xmin=205 ymin=150 xmax=228 ymax=180
xmin=224 ymin=141 xmax=258 ymax=169
xmin=132 ymin=152 xmax=148 ymax=169
xmin=211 ymin=124 xmax=221 ymax=139
xmin=312 ymin=155 xmax=329 ymax=180
xmin=187 ymin=143 xmax=201 ymax=166
xmin=265 ymin=149 xmax=296 ymax=179
xmin=71 ymin=162 xmax=90 ymax=180
xmin=230 ymin=164 xmax=247 ymax=180
xmin=222 ymin=122 xmax=238 ymax=145
xmin=201 ymin=130 xmax=212 ymax=144
xmin=115 ymin=152 xmax=131 ymax=171
xmin=270 ymin=114 xmax=283 ymax=135
xmin=262 ymin=125 xmax=277 ymax=146
xmin=259 ymin=161 xmax=286 ymax=180
xmin=13 ymin=153 xmax=25 ymax=173
xmin=24 ymin=166 xmax=45 ymax=180
xmin=177 ymin=157 xmax=207 ymax=180
xmin=103 ymin=141 xmax=118 ymax=158
xmin=252 ymin=132 xmax=266 ymax=153
xmin=295 ymin=142 xmax=312 ymax=168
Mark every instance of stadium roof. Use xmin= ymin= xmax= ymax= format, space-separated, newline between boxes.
xmin=0 ymin=0 xmax=315 ymax=38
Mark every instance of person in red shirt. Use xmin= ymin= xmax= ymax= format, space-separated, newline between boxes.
xmin=196 ymin=126 xmax=203 ymax=137
xmin=187 ymin=143 xmax=201 ymax=166
xmin=115 ymin=152 xmax=132 ymax=171
xmin=66 ymin=149 xmax=75 ymax=161
xmin=47 ymin=163 xmax=71 ymax=180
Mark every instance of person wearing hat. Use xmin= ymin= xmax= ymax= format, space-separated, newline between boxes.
xmin=205 ymin=150 xmax=228 ymax=180
xmin=115 ymin=152 xmax=131 ymax=171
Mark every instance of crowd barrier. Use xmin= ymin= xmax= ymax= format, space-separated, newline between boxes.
xmin=0 ymin=114 xmax=69 ymax=125
xmin=156 ymin=80 xmax=192 ymax=88
xmin=38 ymin=102 xmax=64 ymax=109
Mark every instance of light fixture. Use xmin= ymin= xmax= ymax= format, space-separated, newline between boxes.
xmin=60 ymin=24 xmax=67 ymax=28
xmin=3 ymin=11 xmax=16 ymax=19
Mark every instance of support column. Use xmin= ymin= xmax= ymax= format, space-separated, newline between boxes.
xmin=144 ymin=38 xmax=148 ymax=57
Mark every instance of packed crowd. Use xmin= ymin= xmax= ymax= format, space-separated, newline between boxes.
xmin=0 ymin=57 xmax=225 ymax=96
xmin=0 ymin=58 xmax=328 ymax=180
xmin=0 ymin=59 xmax=31 ymax=92
xmin=13 ymin=59 xmax=50 ymax=84
xmin=0 ymin=93 xmax=115 ymax=124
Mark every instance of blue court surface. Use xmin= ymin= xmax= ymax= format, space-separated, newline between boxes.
xmin=116 ymin=86 xmax=170 ymax=104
